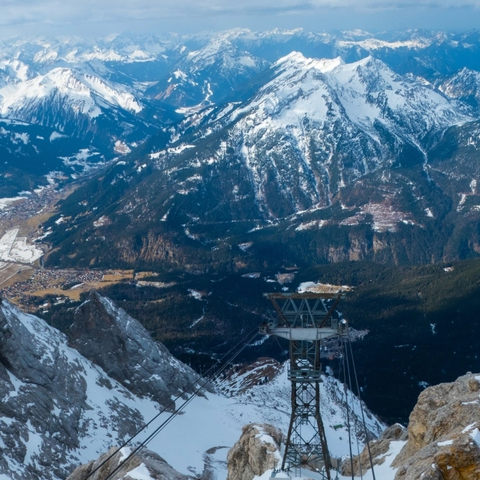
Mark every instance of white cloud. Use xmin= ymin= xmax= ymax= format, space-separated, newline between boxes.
xmin=1 ymin=0 xmax=480 ymax=37
xmin=2 ymin=0 xmax=480 ymax=25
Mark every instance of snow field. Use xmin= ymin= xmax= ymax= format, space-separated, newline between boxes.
xmin=0 ymin=228 xmax=43 ymax=264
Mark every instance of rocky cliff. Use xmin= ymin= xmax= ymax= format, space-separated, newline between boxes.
xmin=341 ymin=372 xmax=480 ymax=480
xmin=68 ymin=290 xmax=208 ymax=408
xmin=392 ymin=372 xmax=480 ymax=480
xmin=0 ymin=297 xmax=163 ymax=479
xmin=0 ymin=295 xmax=209 ymax=479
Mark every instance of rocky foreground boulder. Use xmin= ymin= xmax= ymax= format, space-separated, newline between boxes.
xmin=392 ymin=372 xmax=480 ymax=480
xmin=66 ymin=446 xmax=192 ymax=480
xmin=343 ymin=372 xmax=480 ymax=480
xmin=341 ymin=422 xmax=408 ymax=477
xmin=226 ymin=423 xmax=283 ymax=480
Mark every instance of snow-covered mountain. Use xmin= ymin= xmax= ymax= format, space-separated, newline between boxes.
xmin=0 ymin=66 xmax=173 ymax=149
xmin=2 ymin=28 xmax=480 ymax=267
xmin=439 ymin=67 xmax=480 ymax=110
xmin=146 ymin=30 xmax=269 ymax=108
xmin=41 ymin=47 xmax=480 ymax=270
xmin=2 ymin=28 xmax=480 ymax=200
xmin=0 ymin=67 xmax=142 ymax=118
xmin=0 ymin=294 xmax=384 ymax=480
xmin=210 ymin=52 xmax=472 ymax=216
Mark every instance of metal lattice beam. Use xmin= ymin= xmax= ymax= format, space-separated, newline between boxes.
xmin=262 ymin=292 xmax=347 ymax=479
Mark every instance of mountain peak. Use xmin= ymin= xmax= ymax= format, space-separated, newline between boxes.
xmin=274 ymin=51 xmax=344 ymax=73
xmin=69 ymin=291 xmax=207 ymax=406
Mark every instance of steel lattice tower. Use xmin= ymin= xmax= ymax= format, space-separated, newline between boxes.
xmin=261 ymin=292 xmax=347 ymax=479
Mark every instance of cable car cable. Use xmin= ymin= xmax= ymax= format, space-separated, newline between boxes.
xmin=97 ymin=328 xmax=260 ymax=480
xmin=342 ymin=339 xmax=355 ymax=480
xmin=344 ymin=337 xmax=363 ymax=480
xmin=82 ymin=325 xmax=259 ymax=480
xmin=347 ymin=338 xmax=376 ymax=480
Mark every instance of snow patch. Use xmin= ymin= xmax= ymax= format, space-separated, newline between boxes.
xmin=298 ymin=282 xmax=352 ymax=294
xmin=0 ymin=197 xmax=27 ymax=210
xmin=437 ymin=439 xmax=453 ymax=446
xmin=50 ymin=131 xmax=68 ymax=142
xmin=188 ymin=289 xmax=204 ymax=300
xmin=470 ymin=428 xmax=480 ymax=447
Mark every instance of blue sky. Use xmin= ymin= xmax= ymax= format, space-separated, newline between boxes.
xmin=2 ymin=1 xmax=480 ymax=37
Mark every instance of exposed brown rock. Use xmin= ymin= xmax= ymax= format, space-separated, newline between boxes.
xmin=341 ymin=373 xmax=480 ymax=480
xmin=392 ymin=372 xmax=480 ymax=480
xmin=341 ymin=423 xmax=408 ymax=477
xmin=227 ymin=423 xmax=283 ymax=480
xmin=67 ymin=446 xmax=192 ymax=480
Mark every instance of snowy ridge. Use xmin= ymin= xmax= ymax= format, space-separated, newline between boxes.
xmin=439 ymin=67 xmax=480 ymax=108
xmin=0 ymin=67 xmax=142 ymax=120
xmin=0 ymin=34 xmax=178 ymax=68
xmin=208 ymin=52 xmax=474 ymax=217
xmin=0 ymin=300 xmax=162 ymax=479
xmin=233 ymin=52 xmax=472 ymax=144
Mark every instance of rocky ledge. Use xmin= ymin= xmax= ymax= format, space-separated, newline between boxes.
xmin=392 ymin=372 xmax=480 ymax=480
xmin=343 ymin=372 xmax=480 ymax=480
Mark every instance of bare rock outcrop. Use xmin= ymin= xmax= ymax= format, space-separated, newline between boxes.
xmin=341 ymin=423 xmax=408 ymax=477
xmin=69 ymin=290 xmax=210 ymax=408
xmin=341 ymin=373 xmax=480 ymax=479
xmin=392 ymin=372 xmax=480 ymax=480
xmin=67 ymin=446 xmax=192 ymax=480
xmin=227 ymin=423 xmax=283 ymax=480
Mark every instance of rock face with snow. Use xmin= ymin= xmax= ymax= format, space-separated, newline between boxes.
xmin=344 ymin=372 xmax=480 ymax=479
xmin=0 ymin=298 xmax=168 ymax=479
xmin=341 ymin=423 xmax=408 ymax=477
xmin=216 ymin=358 xmax=283 ymax=397
xmin=391 ymin=372 xmax=480 ymax=480
xmin=226 ymin=423 xmax=283 ymax=480
xmin=66 ymin=446 xmax=191 ymax=480
xmin=68 ymin=290 xmax=208 ymax=408
xmin=440 ymin=68 xmax=480 ymax=110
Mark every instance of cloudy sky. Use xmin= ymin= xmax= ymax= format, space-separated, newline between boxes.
xmin=2 ymin=0 xmax=480 ymax=38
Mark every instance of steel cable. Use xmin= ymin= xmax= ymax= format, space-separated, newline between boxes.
xmin=344 ymin=338 xmax=363 ymax=480
xmin=100 ymin=328 xmax=260 ymax=480
xmin=82 ymin=325 xmax=260 ymax=480
xmin=342 ymin=340 xmax=355 ymax=480
xmin=348 ymin=338 xmax=376 ymax=480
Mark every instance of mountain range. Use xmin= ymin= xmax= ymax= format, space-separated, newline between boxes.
xmin=40 ymin=42 xmax=480 ymax=269
xmin=2 ymin=27 xmax=480 ymax=431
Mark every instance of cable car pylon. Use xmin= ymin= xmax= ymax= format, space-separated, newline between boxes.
xmin=261 ymin=291 xmax=348 ymax=479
